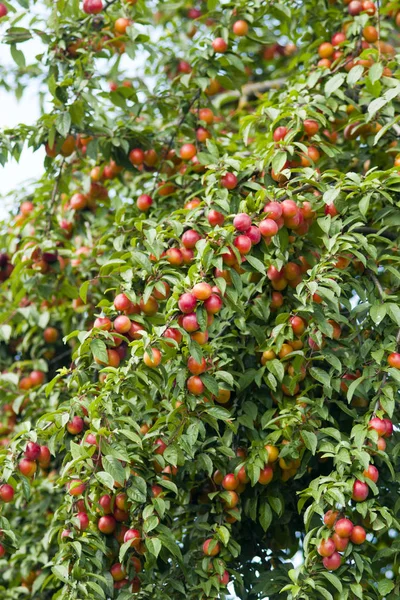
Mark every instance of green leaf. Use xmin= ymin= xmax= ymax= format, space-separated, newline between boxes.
xmin=79 ymin=281 xmax=90 ymax=304
xmin=369 ymin=63 xmax=383 ymax=85
xmin=346 ymin=65 xmax=364 ymax=86
xmin=56 ymin=112 xmax=72 ymax=137
xmin=309 ymin=367 xmax=331 ymax=388
xmin=52 ymin=565 xmax=69 ymax=583
xmin=368 ymin=84 xmax=400 ymax=119
xmin=86 ymin=581 xmax=106 ymax=599
xmin=119 ymin=540 xmax=133 ymax=562
xmin=322 ymin=188 xmax=340 ymax=205
xmin=350 ymin=583 xmax=363 ymax=599
xmin=387 ymin=303 xmax=400 ymax=326
xmin=272 ymin=151 xmax=287 ymax=174
xmin=216 ymin=525 xmax=230 ymax=545
xmin=164 ymin=445 xmax=178 ymax=466
xmin=206 ymin=406 xmax=232 ymax=420
xmin=259 ymin=501 xmax=272 ymax=531
xmin=143 ymin=515 xmax=159 ymax=533
xmin=370 ymin=303 xmax=386 ymax=325
xmin=188 ymin=339 xmax=203 ymax=363
xmin=315 ymin=586 xmax=333 ymax=600
xmin=158 ymin=529 xmax=183 ymax=561
xmin=358 ymin=194 xmax=370 ymax=216
xmin=347 ymin=376 xmax=364 ymax=403
xmin=201 ymin=373 xmax=220 ymax=396
xmin=301 ymin=431 xmax=317 ymax=455
xmin=90 ymin=338 xmax=108 ymax=365
xmin=268 ymin=496 xmax=284 ymax=516
xmin=128 ymin=477 xmax=147 ymax=503
xmin=197 ymin=453 xmax=213 ymax=476
xmin=266 ymin=359 xmax=285 ymax=382
xmin=10 ymin=44 xmax=25 ymax=67
xmin=146 ymin=537 xmax=162 ymax=558
xmin=377 ymin=579 xmax=395 ymax=596
xmin=325 ymin=73 xmax=345 ymax=97
xmin=320 ymin=571 xmax=342 ymax=593
xmin=102 ymin=455 xmax=126 ymax=486
xmin=247 ymin=463 xmax=261 ymax=487
xmin=95 ymin=471 xmax=115 ymax=490
xmin=245 ymin=254 xmax=266 ymax=274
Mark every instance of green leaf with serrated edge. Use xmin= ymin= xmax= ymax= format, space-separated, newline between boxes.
xmin=347 ymin=376 xmax=364 ymax=402
xmin=272 ymin=151 xmax=287 ymax=173
xmin=95 ymin=471 xmax=114 ymax=490
xmin=90 ymin=339 xmax=108 ymax=365
xmin=315 ymin=586 xmax=333 ymax=600
xmin=301 ymin=430 xmax=317 ymax=455
xmin=377 ymin=579 xmax=395 ymax=596
xmin=79 ymin=280 xmax=90 ymax=303
xmin=370 ymin=303 xmax=387 ymax=325
xmin=325 ymin=73 xmax=345 ymax=97
xmin=309 ymin=367 xmax=331 ymax=388
xmin=259 ymin=501 xmax=272 ymax=531
xmin=201 ymin=373 xmax=220 ymax=396
xmin=320 ymin=571 xmax=342 ymax=593
xmin=146 ymin=537 xmax=162 ymax=558
xmin=102 ymin=455 xmax=126 ymax=485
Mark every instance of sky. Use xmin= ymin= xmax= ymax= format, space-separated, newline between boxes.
xmin=0 ymin=36 xmax=45 ymax=217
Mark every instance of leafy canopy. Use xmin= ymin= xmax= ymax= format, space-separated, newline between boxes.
xmin=0 ymin=0 xmax=399 ymax=599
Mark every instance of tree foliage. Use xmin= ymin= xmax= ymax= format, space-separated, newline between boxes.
xmin=0 ymin=0 xmax=399 ymax=598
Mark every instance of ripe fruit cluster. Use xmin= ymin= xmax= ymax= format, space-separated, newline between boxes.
xmin=316 ymin=0 xmax=393 ymax=76
xmin=368 ymin=416 xmax=394 ymax=452
xmin=318 ymin=511 xmax=367 ymax=571
xmin=18 ymin=441 xmax=51 ymax=477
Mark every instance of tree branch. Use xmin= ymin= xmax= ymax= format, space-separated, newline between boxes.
xmin=240 ymin=78 xmax=287 ymax=100
xmin=367 ymin=270 xmax=385 ymax=300
xmin=349 ymin=226 xmax=398 ymax=241
xmin=151 ymin=90 xmax=200 ymax=194
xmin=279 ymin=183 xmax=315 ymax=201
xmin=45 ymin=159 xmax=65 ymax=234
xmin=104 ymin=0 xmax=118 ymax=10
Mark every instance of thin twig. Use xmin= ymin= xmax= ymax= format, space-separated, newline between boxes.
xmin=367 ymin=270 xmax=385 ymax=300
xmin=279 ymin=183 xmax=314 ymax=201
xmin=104 ymin=0 xmax=118 ymax=10
xmin=46 ymin=159 xmax=65 ymax=234
xmin=372 ymin=373 xmax=387 ymax=417
xmin=151 ymin=89 xmax=201 ymax=195
xmin=49 ymin=348 xmax=72 ymax=364
xmin=349 ymin=227 xmax=398 ymax=241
